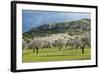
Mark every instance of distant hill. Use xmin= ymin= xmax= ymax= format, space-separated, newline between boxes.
xmin=23 ymin=19 xmax=90 ymax=39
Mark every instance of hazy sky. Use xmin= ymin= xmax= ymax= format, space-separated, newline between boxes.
xmin=22 ymin=10 xmax=91 ymax=32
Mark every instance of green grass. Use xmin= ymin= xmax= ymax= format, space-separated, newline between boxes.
xmin=22 ymin=47 xmax=91 ymax=63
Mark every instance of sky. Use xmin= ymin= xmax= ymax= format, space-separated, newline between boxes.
xmin=22 ymin=10 xmax=91 ymax=32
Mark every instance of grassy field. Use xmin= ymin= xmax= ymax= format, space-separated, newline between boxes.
xmin=22 ymin=47 xmax=91 ymax=63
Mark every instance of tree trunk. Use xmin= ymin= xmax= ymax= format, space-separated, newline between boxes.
xmin=59 ymin=47 xmax=61 ymax=51
xmin=81 ymin=45 xmax=85 ymax=54
xmin=33 ymin=49 xmax=35 ymax=52
xmin=76 ymin=45 xmax=78 ymax=51
xmin=36 ymin=48 xmax=39 ymax=54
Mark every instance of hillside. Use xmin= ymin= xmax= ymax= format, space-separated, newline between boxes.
xmin=23 ymin=19 xmax=90 ymax=40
